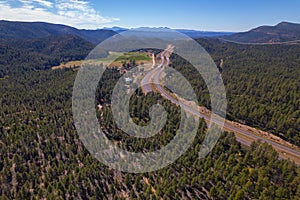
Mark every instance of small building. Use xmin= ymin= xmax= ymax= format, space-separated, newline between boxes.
xmin=125 ymin=77 xmax=133 ymax=84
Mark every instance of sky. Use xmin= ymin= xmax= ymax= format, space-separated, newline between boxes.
xmin=0 ymin=0 xmax=299 ymax=31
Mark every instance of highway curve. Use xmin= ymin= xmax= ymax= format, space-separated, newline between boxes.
xmin=141 ymin=49 xmax=300 ymax=165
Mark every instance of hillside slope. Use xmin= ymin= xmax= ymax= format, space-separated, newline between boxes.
xmin=0 ymin=20 xmax=116 ymax=44
xmin=222 ymin=22 xmax=300 ymax=43
xmin=0 ymin=34 xmax=94 ymax=75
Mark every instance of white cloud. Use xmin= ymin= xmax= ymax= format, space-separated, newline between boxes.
xmin=56 ymin=0 xmax=89 ymax=11
xmin=18 ymin=0 xmax=53 ymax=8
xmin=33 ymin=0 xmax=53 ymax=8
xmin=55 ymin=0 xmax=119 ymax=25
xmin=0 ymin=0 xmax=8 ymax=4
xmin=0 ymin=0 xmax=119 ymax=29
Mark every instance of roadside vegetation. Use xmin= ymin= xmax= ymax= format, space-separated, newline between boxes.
xmin=0 ymin=34 xmax=299 ymax=199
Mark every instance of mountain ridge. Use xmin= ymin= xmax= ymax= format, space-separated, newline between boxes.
xmin=222 ymin=21 xmax=300 ymax=43
xmin=101 ymin=26 xmax=234 ymax=38
xmin=0 ymin=20 xmax=234 ymax=41
xmin=0 ymin=20 xmax=116 ymax=44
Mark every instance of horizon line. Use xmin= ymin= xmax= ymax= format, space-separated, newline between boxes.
xmin=1 ymin=19 xmax=299 ymax=33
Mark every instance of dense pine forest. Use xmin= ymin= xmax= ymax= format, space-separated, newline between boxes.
xmin=172 ymin=39 xmax=300 ymax=146
xmin=1 ymin=68 xmax=300 ymax=199
xmin=0 ymin=35 xmax=94 ymax=76
xmin=0 ymin=34 xmax=300 ymax=199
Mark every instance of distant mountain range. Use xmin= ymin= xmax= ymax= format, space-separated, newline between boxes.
xmin=222 ymin=22 xmax=300 ymax=44
xmin=1 ymin=20 xmax=300 ymax=46
xmin=102 ymin=26 xmax=128 ymax=33
xmin=0 ymin=20 xmax=234 ymax=44
xmin=102 ymin=26 xmax=234 ymax=38
xmin=174 ymin=29 xmax=234 ymax=38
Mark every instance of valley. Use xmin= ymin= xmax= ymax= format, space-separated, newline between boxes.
xmin=0 ymin=20 xmax=299 ymax=199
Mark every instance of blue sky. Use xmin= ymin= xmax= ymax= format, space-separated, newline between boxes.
xmin=0 ymin=0 xmax=299 ymax=31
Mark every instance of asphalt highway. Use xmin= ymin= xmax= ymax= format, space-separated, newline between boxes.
xmin=140 ymin=49 xmax=300 ymax=163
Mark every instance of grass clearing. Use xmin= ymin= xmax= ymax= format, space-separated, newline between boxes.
xmin=115 ymin=52 xmax=151 ymax=62
xmin=52 ymin=51 xmax=151 ymax=70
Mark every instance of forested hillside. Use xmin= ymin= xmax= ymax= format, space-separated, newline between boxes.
xmin=1 ymin=34 xmax=299 ymax=145
xmin=0 ymin=24 xmax=300 ymax=199
xmin=171 ymin=39 xmax=300 ymax=146
xmin=222 ymin=22 xmax=300 ymax=43
xmin=0 ymin=20 xmax=116 ymax=45
xmin=1 ymin=67 xmax=299 ymax=199
xmin=0 ymin=35 xmax=94 ymax=76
